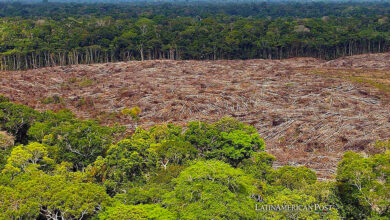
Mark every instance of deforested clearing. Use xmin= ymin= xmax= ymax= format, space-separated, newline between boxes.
xmin=2 ymin=53 xmax=390 ymax=178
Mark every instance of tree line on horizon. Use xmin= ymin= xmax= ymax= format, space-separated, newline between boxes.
xmin=3 ymin=1 xmax=390 ymax=19
xmin=1 ymin=15 xmax=389 ymax=70
xmin=0 ymin=2 xmax=390 ymax=70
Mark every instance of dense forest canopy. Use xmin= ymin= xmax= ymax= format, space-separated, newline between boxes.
xmin=0 ymin=1 xmax=390 ymax=70
xmin=2 ymin=2 xmax=390 ymax=19
xmin=0 ymin=97 xmax=389 ymax=219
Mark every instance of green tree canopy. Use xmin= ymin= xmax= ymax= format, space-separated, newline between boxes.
xmin=337 ymin=151 xmax=390 ymax=219
xmin=163 ymin=160 xmax=259 ymax=219
xmin=185 ymin=117 xmax=265 ymax=166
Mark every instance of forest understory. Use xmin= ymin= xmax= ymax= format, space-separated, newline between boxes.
xmin=2 ymin=52 xmax=390 ymax=179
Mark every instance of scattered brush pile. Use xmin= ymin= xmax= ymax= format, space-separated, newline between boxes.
xmin=1 ymin=53 xmax=390 ymax=178
xmin=322 ymin=52 xmax=390 ymax=69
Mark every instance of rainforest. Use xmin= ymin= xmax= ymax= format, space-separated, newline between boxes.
xmin=0 ymin=1 xmax=389 ymax=219
xmin=1 ymin=1 xmax=390 ymax=70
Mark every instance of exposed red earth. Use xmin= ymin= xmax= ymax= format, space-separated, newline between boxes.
xmin=2 ymin=53 xmax=390 ymax=179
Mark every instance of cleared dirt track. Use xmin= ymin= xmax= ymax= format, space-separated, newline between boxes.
xmin=2 ymin=53 xmax=390 ymax=178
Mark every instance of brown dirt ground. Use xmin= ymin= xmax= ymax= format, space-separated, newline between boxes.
xmin=1 ymin=53 xmax=390 ymax=179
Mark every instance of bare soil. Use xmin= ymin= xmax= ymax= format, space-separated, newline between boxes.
xmin=2 ymin=53 xmax=390 ymax=178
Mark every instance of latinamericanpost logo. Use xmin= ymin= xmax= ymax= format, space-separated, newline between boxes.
xmin=255 ymin=203 xmax=334 ymax=213
xmin=253 ymin=195 xmax=334 ymax=214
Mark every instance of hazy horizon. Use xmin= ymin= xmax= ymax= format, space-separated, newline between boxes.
xmin=1 ymin=0 xmax=389 ymax=3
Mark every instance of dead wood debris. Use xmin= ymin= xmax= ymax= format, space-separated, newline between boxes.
xmin=1 ymin=54 xmax=390 ymax=179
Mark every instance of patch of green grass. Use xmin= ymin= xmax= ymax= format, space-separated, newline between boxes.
xmin=348 ymin=76 xmax=390 ymax=93
xmin=41 ymin=95 xmax=64 ymax=104
xmin=308 ymin=69 xmax=390 ymax=94
xmin=285 ymin=82 xmax=295 ymax=87
xmin=79 ymin=79 xmax=94 ymax=87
